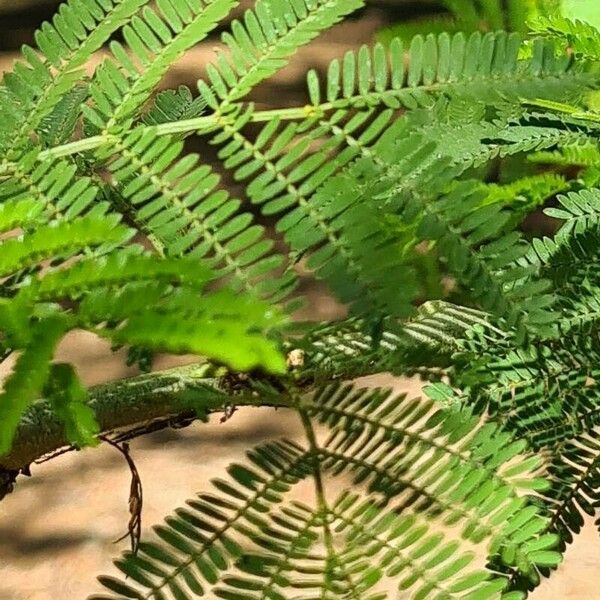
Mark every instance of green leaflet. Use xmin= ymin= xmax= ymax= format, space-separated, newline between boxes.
xmin=544 ymin=432 xmax=600 ymax=546
xmin=80 ymin=287 xmax=287 ymax=373
xmin=44 ymin=363 xmax=100 ymax=449
xmin=0 ymin=314 xmax=69 ymax=454
xmin=203 ymin=32 xmax=589 ymax=319
xmin=38 ymin=85 xmax=91 ymax=147
xmin=0 ymin=198 xmax=44 ymax=233
xmin=98 ymin=126 xmax=297 ymax=304
xmin=307 ymin=32 xmax=582 ymax=110
xmin=0 ymin=152 xmax=103 ymax=221
xmin=530 ymin=15 xmax=600 ymax=60
xmin=0 ymin=216 xmax=133 ymax=278
xmin=36 ymin=252 xmax=213 ymax=299
xmin=142 ymin=85 xmax=206 ymax=126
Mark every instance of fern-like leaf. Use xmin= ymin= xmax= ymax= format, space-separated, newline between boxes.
xmin=0 ymin=314 xmax=69 ymax=454
xmin=98 ymin=126 xmax=297 ymax=303
xmin=85 ymin=0 xmax=237 ymax=133
xmin=545 ymin=430 xmax=600 ymax=546
xmin=0 ymin=152 xmax=103 ymax=222
xmin=199 ymin=0 xmax=365 ymax=110
xmin=96 ymin=385 xmax=561 ymax=599
xmin=530 ymin=16 xmax=600 ymax=61
xmin=0 ymin=0 xmax=146 ymax=150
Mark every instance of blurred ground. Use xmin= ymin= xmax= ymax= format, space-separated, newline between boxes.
xmin=0 ymin=1 xmax=599 ymax=598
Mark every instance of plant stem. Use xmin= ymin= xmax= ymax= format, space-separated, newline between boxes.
xmin=299 ymin=409 xmax=328 ymax=512
xmin=299 ymin=408 xmax=360 ymax=597
xmin=37 ymin=105 xmax=321 ymax=162
xmin=9 ymin=62 xmax=587 ymax=166
xmin=39 ymin=135 xmax=108 ymax=160
xmin=0 ymin=362 xmax=291 ymax=471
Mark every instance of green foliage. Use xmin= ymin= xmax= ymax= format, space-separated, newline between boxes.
xmin=377 ymin=0 xmax=548 ymax=45
xmin=44 ymin=363 xmax=100 ymax=448
xmin=142 ymin=86 xmax=206 ymax=126
xmin=530 ymin=15 xmax=600 ymax=61
xmin=96 ymin=386 xmax=559 ymax=599
xmin=561 ymin=0 xmax=600 ymax=29
xmin=1 ymin=1 xmax=600 ymax=598
xmin=0 ymin=0 xmax=147 ymax=152
xmin=0 ymin=203 xmax=286 ymax=452
xmin=198 ymin=0 xmax=364 ymax=109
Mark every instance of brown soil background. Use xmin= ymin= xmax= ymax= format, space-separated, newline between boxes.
xmin=0 ymin=2 xmax=598 ymax=598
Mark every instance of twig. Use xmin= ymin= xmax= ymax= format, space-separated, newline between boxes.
xmin=0 ymin=362 xmax=294 ymax=502
xmin=100 ymin=435 xmax=143 ymax=555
